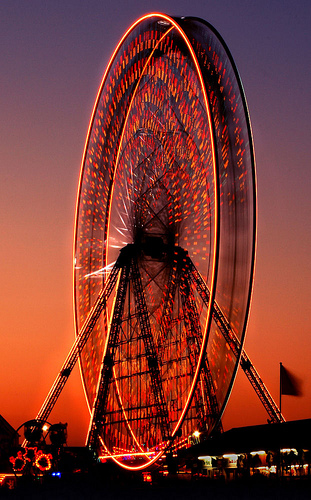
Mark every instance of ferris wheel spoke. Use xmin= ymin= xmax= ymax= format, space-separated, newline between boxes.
xmin=137 ymin=198 xmax=171 ymax=234
xmin=133 ymin=161 xmax=167 ymax=203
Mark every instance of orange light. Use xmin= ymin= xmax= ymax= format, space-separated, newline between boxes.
xmin=99 ymin=451 xmax=156 ymax=460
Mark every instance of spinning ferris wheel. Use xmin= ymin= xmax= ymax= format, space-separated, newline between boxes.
xmin=29 ymin=14 xmax=284 ymax=470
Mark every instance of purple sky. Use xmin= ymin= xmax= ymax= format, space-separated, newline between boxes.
xmin=1 ymin=0 xmax=310 ymax=445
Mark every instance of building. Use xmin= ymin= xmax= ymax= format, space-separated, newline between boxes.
xmin=185 ymin=419 xmax=311 ymax=478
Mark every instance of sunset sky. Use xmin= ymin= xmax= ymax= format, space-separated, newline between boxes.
xmin=1 ymin=0 xmax=310 ymax=445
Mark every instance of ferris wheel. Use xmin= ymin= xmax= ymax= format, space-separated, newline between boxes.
xmin=30 ymin=14 xmax=284 ymax=470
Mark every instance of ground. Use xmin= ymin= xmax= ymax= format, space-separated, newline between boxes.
xmin=1 ymin=473 xmax=311 ymax=500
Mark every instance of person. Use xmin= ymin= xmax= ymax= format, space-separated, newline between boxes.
xmin=251 ymin=453 xmax=261 ymax=474
xmin=266 ymin=451 xmax=273 ymax=468
xmin=243 ymin=453 xmax=250 ymax=477
xmin=237 ymin=454 xmax=244 ymax=477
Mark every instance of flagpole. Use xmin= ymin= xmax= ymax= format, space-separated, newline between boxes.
xmin=279 ymin=362 xmax=282 ymax=415
xmin=279 ymin=362 xmax=282 ymax=478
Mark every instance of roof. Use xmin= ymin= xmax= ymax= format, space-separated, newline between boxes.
xmin=188 ymin=419 xmax=311 ymax=457
xmin=0 ymin=415 xmax=17 ymax=439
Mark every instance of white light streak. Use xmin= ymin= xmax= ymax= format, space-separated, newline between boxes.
xmin=84 ymin=262 xmax=115 ymax=278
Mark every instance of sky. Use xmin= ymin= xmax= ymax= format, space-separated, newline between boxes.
xmin=1 ymin=0 xmax=310 ymax=446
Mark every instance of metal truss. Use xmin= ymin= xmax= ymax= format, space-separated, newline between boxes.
xmin=179 ymin=269 xmax=221 ymax=432
xmin=22 ymin=258 xmax=121 ymax=447
xmin=87 ymin=245 xmax=171 ymax=451
xmin=30 ymin=243 xmax=284 ymax=451
xmin=157 ymin=250 xmax=179 ymax=357
xmin=131 ymin=258 xmax=170 ymax=440
xmin=185 ymin=252 xmax=285 ymax=424
xmin=87 ymin=256 xmax=132 ymax=450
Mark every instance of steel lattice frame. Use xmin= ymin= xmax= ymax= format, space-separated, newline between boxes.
xmin=29 ymin=13 xmax=284 ymax=469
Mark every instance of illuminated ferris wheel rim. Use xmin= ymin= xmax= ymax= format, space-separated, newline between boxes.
xmin=185 ymin=15 xmax=257 ymax=419
xmin=73 ymin=13 xmax=256 ymax=470
xmin=74 ymin=10 xmax=220 ymax=403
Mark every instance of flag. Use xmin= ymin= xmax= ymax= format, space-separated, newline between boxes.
xmin=280 ymin=363 xmax=302 ymax=396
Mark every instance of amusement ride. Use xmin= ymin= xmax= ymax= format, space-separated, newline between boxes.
xmin=23 ymin=14 xmax=284 ymax=471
